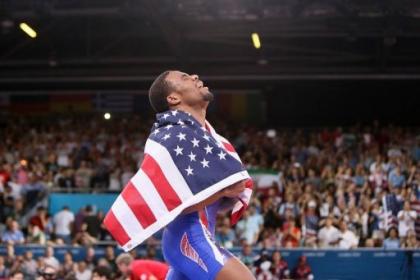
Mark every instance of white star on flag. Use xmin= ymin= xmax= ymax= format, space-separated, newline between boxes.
xmin=166 ymin=124 xmax=173 ymax=130
xmin=162 ymin=113 xmax=170 ymax=119
xmin=172 ymin=110 xmax=178 ymax=116
xmin=218 ymin=151 xmax=227 ymax=160
xmin=176 ymin=132 xmax=187 ymax=141
xmin=163 ymin=133 xmax=171 ymax=140
xmin=203 ymin=134 xmax=211 ymax=141
xmin=204 ymin=144 xmax=213 ymax=154
xmin=188 ymin=152 xmax=197 ymax=162
xmin=153 ymin=128 xmax=160 ymax=135
xmin=174 ymin=145 xmax=183 ymax=156
xmin=191 ymin=138 xmax=200 ymax=147
xmin=177 ymin=120 xmax=185 ymax=126
xmin=185 ymin=166 xmax=194 ymax=176
xmin=200 ymin=158 xmax=209 ymax=168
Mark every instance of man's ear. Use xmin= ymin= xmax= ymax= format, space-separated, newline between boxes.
xmin=167 ymin=92 xmax=181 ymax=107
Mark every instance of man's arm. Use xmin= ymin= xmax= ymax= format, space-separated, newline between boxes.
xmin=182 ymin=180 xmax=246 ymax=214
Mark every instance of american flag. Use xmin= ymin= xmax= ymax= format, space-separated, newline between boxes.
xmin=104 ymin=109 xmax=253 ymax=251
xmin=381 ymin=193 xmax=399 ymax=231
xmin=410 ymin=200 xmax=420 ymax=240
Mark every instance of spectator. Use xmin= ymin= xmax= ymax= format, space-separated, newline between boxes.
xmin=337 ymin=221 xmax=359 ymax=249
xmin=388 ymin=166 xmax=406 ymax=189
xmin=27 ymin=225 xmax=47 ymax=245
xmin=402 ymin=230 xmax=420 ymax=249
xmin=73 ymin=223 xmax=97 ymax=246
xmin=253 ymin=250 xmax=271 ymax=276
xmin=0 ymin=256 xmax=10 ymax=279
xmin=278 ymin=194 xmax=299 ymax=218
xmin=281 ymin=218 xmax=301 ymax=248
xmin=291 ymin=256 xmax=313 ymax=280
xmin=318 ymin=216 xmax=340 ymax=248
xmin=104 ymin=246 xmax=117 ymax=273
xmin=29 ymin=206 xmax=48 ymax=232
xmin=397 ymin=201 xmax=417 ymax=239
xmin=2 ymin=220 xmax=25 ymax=244
xmin=255 ymin=260 xmax=273 ymax=280
xmin=21 ymin=251 xmax=37 ymax=278
xmin=82 ymin=205 xmax=101 ymax=239
xmin=383 ymin=227 xmax=400 ymax=249
xmin=92 ymin=266 xmax=112 ymax=280
xmin=74 ymin=161 xmax=93 ymax=189
xmin=53 ymin=205 xmax=75 ymax=244
xmin=216 ymin=217 xmax=236 ymax=248
xmin=84 ymin=247 xmax=97 ymax=270
xmin=270 ymin=251 xmax=289 ymax=280
xmin=61 ymin=251 xmax=75 ymax=278
xmin=74 ymin=207 xmax=87 ymax=234
xmin=238 ymin=243 xmax=257 ymax=269
xmin=236 ymin=208 xmax=263 ymax=245
xmin=44 ymin=246 xmax=59 ymax=270
xmin=38 ymin=265 xmax=58 ymax=280
xmin=22 ymin=173 xmax=46 ymax=209
xmin=302 ymin=200 xmax=319 ymax=247
xmin=116 ymin=253 xmax=169 ymax=280
xmin=75 ymin=261 xmax=92 ymax=280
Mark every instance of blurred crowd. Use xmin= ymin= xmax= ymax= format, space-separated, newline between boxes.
xmin=0 ymin=243 xmax=169 ymax=280
xmin=0 ymin=115 xmax=420 ymax=279
xmin=214 ymin=121 xmax=420 ymax=251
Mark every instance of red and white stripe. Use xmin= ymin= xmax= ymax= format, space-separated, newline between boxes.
xmin=104 ymin=138 xmax=250 ymax=251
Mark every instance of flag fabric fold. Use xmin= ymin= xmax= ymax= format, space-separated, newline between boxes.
xmin=104 ymin=109 xmax=253 ymax=251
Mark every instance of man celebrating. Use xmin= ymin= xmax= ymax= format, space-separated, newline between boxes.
xmin=104 ymin=71 xmax=254 ymax=280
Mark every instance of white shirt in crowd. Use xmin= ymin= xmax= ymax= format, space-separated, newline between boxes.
xmin=338 ymin=230 xmax=359 ymax=249
xmin=75 ymin=269 xmax=92 ymax=280
xmin=53 ymin=209 xmax=75 ymax=236
xmin=397 ymin=210 xmax=417 ymax=237
xmin=44 ymin=256 xmax=60 ymax=270
xmin=318 ymin=225 xmax=340 ymax=248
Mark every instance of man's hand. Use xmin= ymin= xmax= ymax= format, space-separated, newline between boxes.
xmin=221 ymin=180 xmax=246 ymax=198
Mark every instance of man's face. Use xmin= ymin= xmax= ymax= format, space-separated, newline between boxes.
xmin=117 ymin=263 xmax=130 ymax=276
xmin=326 ymin=218 xmax=333 ymax=227
xmin=166 ymin=71 xmax=213 ymax=108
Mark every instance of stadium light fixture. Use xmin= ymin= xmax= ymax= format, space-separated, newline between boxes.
xmin=104 ymin=112 xmax=111 ymax=120
xmin=251 ymin=32 xmax=261 ymax=49
xmin=19 ymin=22 xmax=37 ymax=38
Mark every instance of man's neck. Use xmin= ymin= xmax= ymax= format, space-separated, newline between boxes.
xmin=173 ymin=106 xmax=207 ymax=127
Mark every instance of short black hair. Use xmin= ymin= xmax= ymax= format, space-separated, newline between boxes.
xmin=148 ymin=70 xmax=174 ymax=113
xmin=93 ymin=266 xmax=112 ymax=280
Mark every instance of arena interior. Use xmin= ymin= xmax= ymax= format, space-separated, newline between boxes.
xmin=0 ymin=0 xmax=420 ymax=279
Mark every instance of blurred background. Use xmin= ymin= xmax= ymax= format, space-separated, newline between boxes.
xmin=0 ymin=1 xmax=419 ymax=279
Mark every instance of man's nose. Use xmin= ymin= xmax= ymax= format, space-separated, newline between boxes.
xmin=191 ymin=74 xmax=199 ymax=81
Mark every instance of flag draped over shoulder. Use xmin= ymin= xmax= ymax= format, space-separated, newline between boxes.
xmin=104 ymin=109 xmax=253 ymax=251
